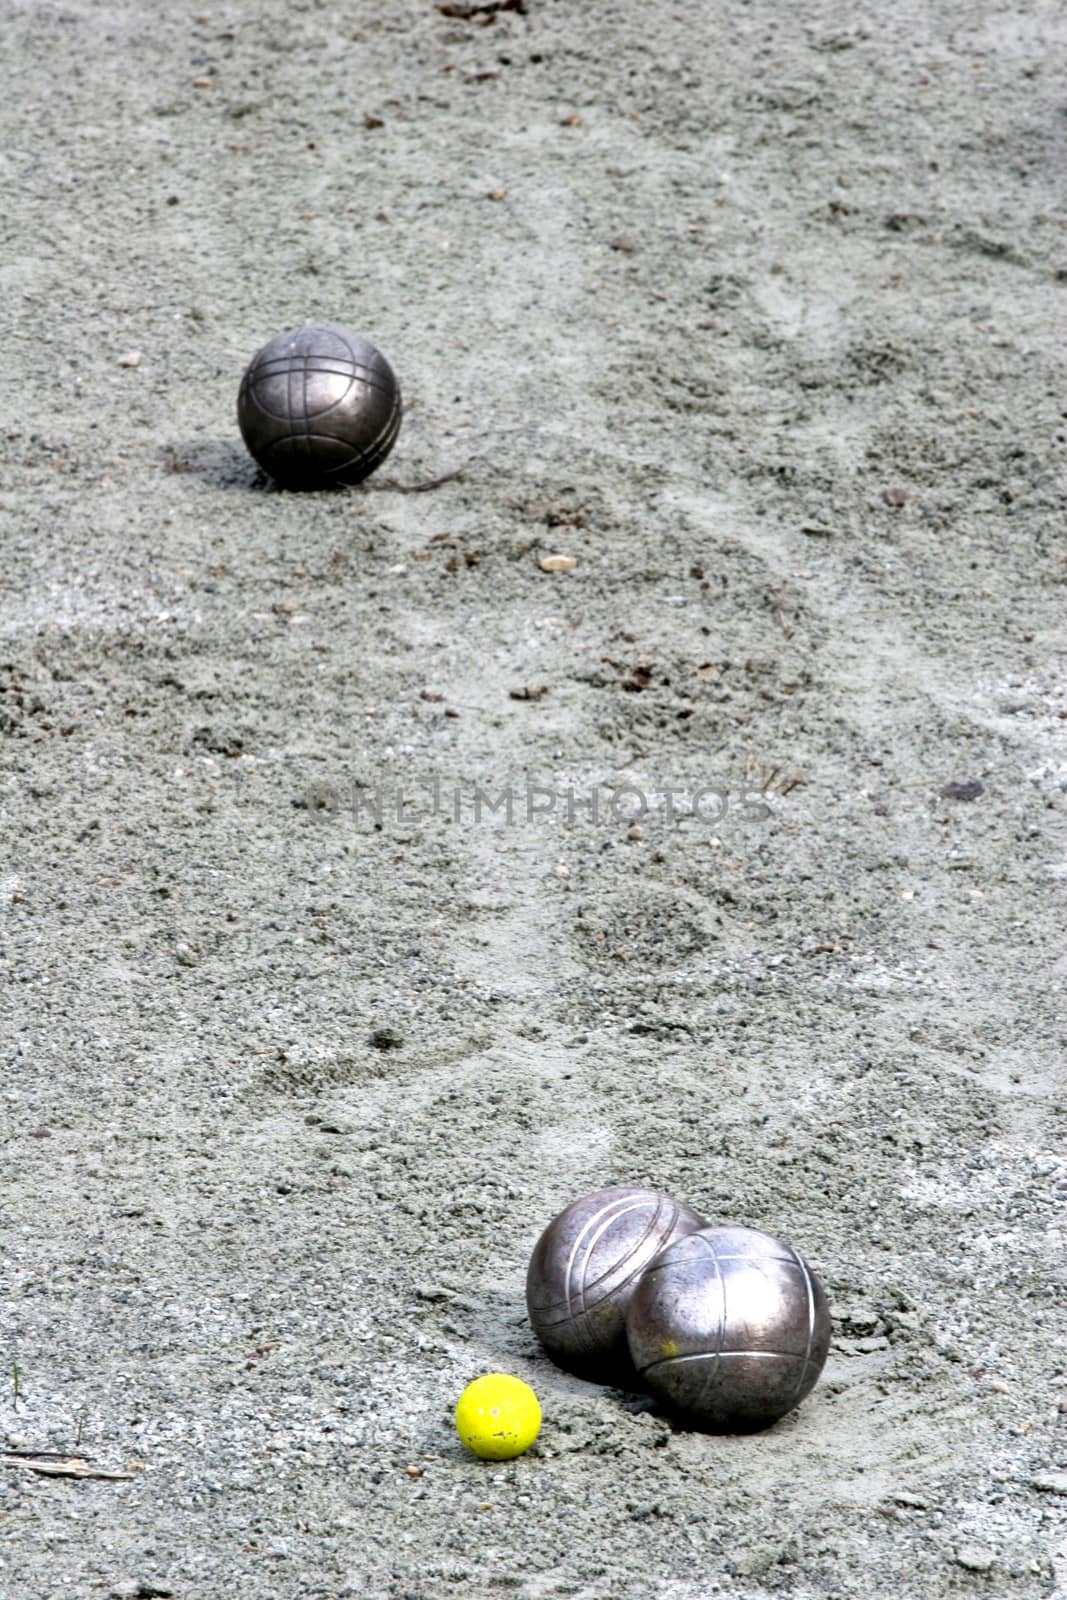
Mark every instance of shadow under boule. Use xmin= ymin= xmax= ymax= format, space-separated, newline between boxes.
xmin=162 ymin=438 xmax=264 ymax=492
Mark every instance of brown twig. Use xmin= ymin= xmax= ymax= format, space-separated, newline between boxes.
xmin=1 ymin=1452 xmax=136 ymax=1481
xmin=767 ymin=582 xmax=793 ymax=636
xmin=436 ymin=0 xmax=525 ymax=20
xmin=365 ymin=459 xmax=472 ymax=495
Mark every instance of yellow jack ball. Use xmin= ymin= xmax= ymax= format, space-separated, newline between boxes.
xmin=454 ymin=1373 xmax=541 ymax=1461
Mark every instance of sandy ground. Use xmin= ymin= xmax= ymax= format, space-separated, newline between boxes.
xmin=1 ymin=1 xmax=1066 ymax=1596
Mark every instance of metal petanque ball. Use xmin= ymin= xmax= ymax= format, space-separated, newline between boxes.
xmin=526 ymin=1186 xmax=707 ymax=1376
xmin=237 ymin=324 xmax=401 ymax=489
xmin=626 ymin=1224 xmax=832 ymax=1432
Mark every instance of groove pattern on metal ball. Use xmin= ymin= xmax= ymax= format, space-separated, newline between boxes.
xmin=626 ymin=1224 xmax=832 ymax=1431
xmin=526 ymin=1186 xmax=708 ymax=1375
xmin=237 ymin=324 xmax=401 ymax=488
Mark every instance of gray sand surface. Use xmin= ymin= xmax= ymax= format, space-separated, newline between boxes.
xmin=2 ymin=1 xmax=1065 ymax=1596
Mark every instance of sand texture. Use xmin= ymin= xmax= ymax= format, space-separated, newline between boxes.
xmin=1 ymin=1 xmax=1065 ymax=1596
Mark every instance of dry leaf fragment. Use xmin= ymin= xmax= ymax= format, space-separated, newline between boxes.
xmin=539 ymin=554 xmax=577 ymax=573
xmin=437 ymin=0 xmax=526 ymax=19
xmin=1 ymin=1453 xmax=136 ymax=1481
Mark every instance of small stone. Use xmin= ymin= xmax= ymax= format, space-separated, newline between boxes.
xmin=488 ymin=189 xmax=507 ymax=201
xmin=954 ymin=1546 xmax=995 ymax=1574
xmin=940 ymin=779 xmax=984 ymax=802
xmin=1031 ymin=1472 xmax=1067 ymax=1495
xmin=539 ymin=554 xmax=577 ymax=573
xmin=118 ymin=351 xmax=142 ymax=368
xmin=837 ymin=1304 xmax=882 ymax=1336
xmin=883 ymin=485 xmax=912 ymax=507
xmin=405 ymin=1464 xmax=422 ymax=1478
xmin=369 ymin=1026 xmax=403 ymax=1051
xmin=266 ymin=1537 xmax=290 ymax=1559
xmin=986 ymin=1377 xmax=1011 ymax=1394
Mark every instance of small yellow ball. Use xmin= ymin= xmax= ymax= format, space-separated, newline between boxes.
xmin=454 ymin=1373 xmax=541 ymax=1461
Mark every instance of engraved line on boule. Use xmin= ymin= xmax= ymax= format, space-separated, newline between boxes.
xmin=570 ymin=1196 xmax=643 ymax=1348
xmin=295 ymin=353 xmax=359 ymax=426
xmin=696 ymin=1227 xmax=725 ymax=1406
xmin=263 ymin=431 xmax=374 ymax=447
xmin=565 ymin=1197 xmax=638 ymax=1324
xmin=346 ymin=401 xmax=398 ymax=474
xmin=596 ymin=1195 xmax=675 ymax=1300
xmin=250 ymin=356 xmax=395 ymax=404
xmin=292 ymin=353 xmax=358 ymax=435
xmin=251 ymin=356 xmax=365 ymax=376
xmin=363 ymin=397 xmax=402 ymax=457
xmin=692 ymin=1250 xmax=796 ymax=1263
xmin=264 ymin=429 xmax=375 ymax=455
xmin=251 ymin=328 xmax=390 ymax=368
xmin=640 ymin=1246 xmax=797 ymax=1280
xmin=643 ymin=1350 xmax=800 ymax=1373
xmin=253 ymin=354 xmax=390 ymax=383
xmin=562 ymin=1194 xmax=673 ymax=1336
xmin=596 ymin=1191 xmax=673 ymax=1298
xmin=793 ymin=1241 xmax=818 ymax=1392
xmin=246 ymin=358 xmax=392 ymax=424
xmin=563 ymin=1194 xmax=665 ymax=1354
xmin=288 ymin=356 xmax=307 ymax=463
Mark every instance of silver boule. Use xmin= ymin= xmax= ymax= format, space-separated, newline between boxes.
xmin=626 ymin=1224 xmax=832 ymax=1431
xmin=237 ymin=324 xmax=401 ymax=489
xmin=526 ymin=1186 xmax=708 ymax=1376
